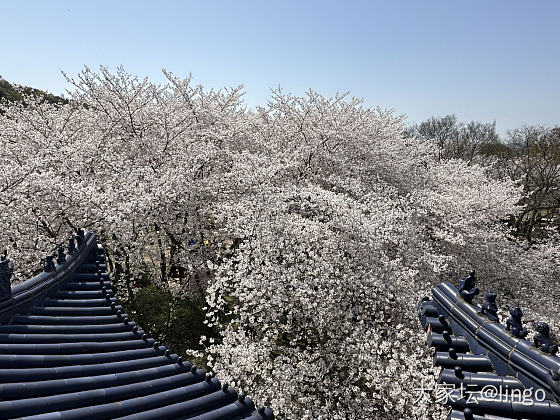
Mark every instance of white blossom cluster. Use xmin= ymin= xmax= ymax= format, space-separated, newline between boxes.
xmin=0 ymin=67 xmax=558 ymax=419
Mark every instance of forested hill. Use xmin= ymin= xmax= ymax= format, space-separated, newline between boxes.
xmin=0 ymin=77 xmax=67 ymax=105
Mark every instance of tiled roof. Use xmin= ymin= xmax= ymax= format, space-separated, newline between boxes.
xmin=0 ymin=231 xmax=274 ymax=420
xmin=419 ymin=271 xmax=560 ymax=420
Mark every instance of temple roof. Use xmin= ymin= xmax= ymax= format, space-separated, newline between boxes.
xmin=0 ymin=231 xmax=273 ymax=420
xmin=419 ymin=271 xmax=560 ymax=420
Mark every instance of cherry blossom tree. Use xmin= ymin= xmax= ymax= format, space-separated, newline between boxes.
xmin=0 ymin=67 xmax=558 ymax=419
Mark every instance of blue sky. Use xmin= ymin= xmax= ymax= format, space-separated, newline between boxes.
xmin=1 ymin=0 xmax=558 ymax=135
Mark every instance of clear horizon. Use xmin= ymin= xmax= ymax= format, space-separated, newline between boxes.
xmin=1 ymin=0 xmax=559 ymax=135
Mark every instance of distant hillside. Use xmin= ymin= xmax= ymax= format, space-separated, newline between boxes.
xmin=0 ymin=78 xmax=68 ymax=106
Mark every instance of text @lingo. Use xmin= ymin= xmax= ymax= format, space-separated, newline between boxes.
xmin=414 ymin=379 xmax=547 ymax=406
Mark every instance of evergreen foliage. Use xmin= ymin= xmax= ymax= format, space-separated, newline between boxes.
xmin=0 ymin=77 xmax=67 ymax=107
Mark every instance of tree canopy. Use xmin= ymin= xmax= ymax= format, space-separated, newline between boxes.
xmin=0 ymin=68 xmax=558 ymax=419
xmin=0 ymin=77 xmax=68 ymax=107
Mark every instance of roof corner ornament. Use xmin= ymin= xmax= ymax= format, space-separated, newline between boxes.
xmin=480 ymin=290 xmax=499 ymax=322
xmin=505 ymin=306 xmax=528 ymax=338
xmin=76 ymin=229 xmax=85 ymax=246
xmin=67 ymin=237 xmax=77 ymax=254
xmin=458 ymin=270 xmax=479 ymax=304
xmin=44 ymin=255 xmax=56 ymax=272
xmin=533 ymin=322 xmax=558 ymax=355
xmin=0 ymin=253 xmax=14 ymax=303
xmin=56 ymin=247 xmax=66 ymax=265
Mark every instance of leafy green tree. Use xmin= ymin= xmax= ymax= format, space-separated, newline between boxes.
xmin=0 ymin=77 xmax=67 ymax=108
xmin=121 ymin=284 xmax=218 ymax=359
